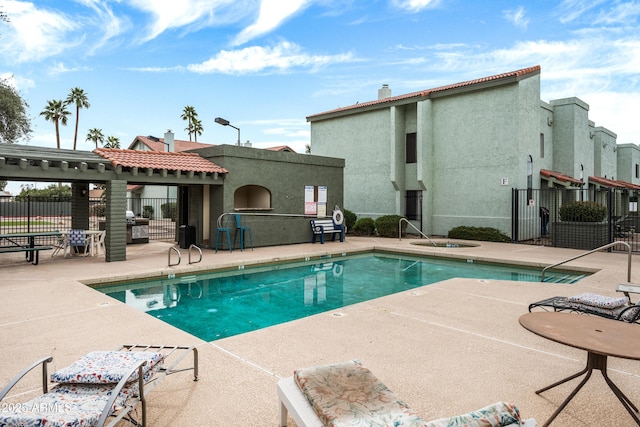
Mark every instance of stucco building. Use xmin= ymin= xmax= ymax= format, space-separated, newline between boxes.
xmin=307 ymin=65 xmax=639 ymax=238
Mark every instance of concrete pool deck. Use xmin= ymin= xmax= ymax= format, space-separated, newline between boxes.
xmin=0 ymin=236 xmax=639 ymax=426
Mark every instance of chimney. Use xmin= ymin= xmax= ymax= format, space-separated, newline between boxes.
xmin=164 ymin=129 xmax=174 ymax=152
xmin=378 ymin=84 xmax=392 ymax=100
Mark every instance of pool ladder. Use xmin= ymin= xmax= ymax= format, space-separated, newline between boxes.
xmin=168 ymin=244 xmax=203 ymax=266
xmin=541 ymin=241 xmax=632 ymax=282
xmin=398 ymin=218 xmax=437 ymax=246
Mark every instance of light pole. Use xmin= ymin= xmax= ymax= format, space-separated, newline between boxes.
xmin=215 ymin=117 xmax=241 ymax=146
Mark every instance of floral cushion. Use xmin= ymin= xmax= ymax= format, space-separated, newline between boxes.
xmin=0 ymin=382 xmax=134 ymax=427
xmin=621 ymin=305 xmax=640 ymax=322
xmin=294 ymin=360 xmax=429 ymax=427
xmin=425 ymin=402 xmax=521 ymax=427
xmin=50 ymin=351 xmax=164 ymax=385
xmin=567 ymin=293 xmax=628 ymax=309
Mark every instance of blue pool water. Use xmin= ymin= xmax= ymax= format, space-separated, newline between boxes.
xmin=98 ymin=252 xmax=586 ymax=341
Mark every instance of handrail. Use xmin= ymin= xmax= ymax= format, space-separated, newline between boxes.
xmin=217 ymin=212 xmax=320 ymax=228
xmin=541 ymin=241 xmax=632 ymax=282
xmin=188 ymin=244 xmax=202 ymax=264
xmin=398 ymin=218 xmax=436 ymax=246
xmin=168 ymin=246 xmax=181 ymax=266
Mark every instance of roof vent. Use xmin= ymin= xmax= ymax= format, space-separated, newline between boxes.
xmin=378 ymin=84 xmax=392 ymax=100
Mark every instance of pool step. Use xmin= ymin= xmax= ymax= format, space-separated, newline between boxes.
xmin=542 ymin=273 xmax=587 ymax=284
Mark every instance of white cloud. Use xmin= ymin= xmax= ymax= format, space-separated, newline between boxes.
xmin=0 ymin=0 xmax=82 ymax=63
xmin=232 ymin=0 xmax=310 ymax=46
xmin=582 ymin=91 xmax=640 ymax=144
xmin=504 ymin=6 xmax=529 ymax=29
xmin=126 ymin=0 xmax=236 ymax=42
xmin=594 ymin=1 xmax=640 ymax=25
xmin=78 ymin=0 xmax=126 ymax=53
xmin=392 ymin=0 xmax=441 ymax=13
xmin=47 ymin=62 xmax=92 ymax=78
xmin=187 ymin=41 xmax=354 ymax=74
xmin=556 ymin=0 xmax=606 ymax=23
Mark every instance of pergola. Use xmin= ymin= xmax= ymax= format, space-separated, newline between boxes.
xmin=0 ymin=144 xmax=227 ymax=261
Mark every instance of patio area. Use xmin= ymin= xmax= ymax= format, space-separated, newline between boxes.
xmin=0 ymin=236 xmax=639 ymax=426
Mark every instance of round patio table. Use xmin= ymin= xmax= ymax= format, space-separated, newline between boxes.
xmin=519 ymin=311 xmax=640 ymax=426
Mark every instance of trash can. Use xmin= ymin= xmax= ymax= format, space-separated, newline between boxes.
xmin=179 ymin=225 xmax=196 ymax=249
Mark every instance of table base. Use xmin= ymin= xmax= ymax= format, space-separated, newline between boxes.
xmin=537 ymin=352 xmax=640 ymax=426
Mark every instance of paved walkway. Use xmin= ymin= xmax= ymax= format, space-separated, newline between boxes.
xmin=1 ymin=237 xmax=639 ymax=426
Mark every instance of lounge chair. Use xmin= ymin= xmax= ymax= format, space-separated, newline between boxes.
xmin=277 ymin=360 xmax=536 ymax=427
xmin=528 ymin=283 xmax=640 ymax=324
xmin=0 ymin=344 xmax=198 ymax=427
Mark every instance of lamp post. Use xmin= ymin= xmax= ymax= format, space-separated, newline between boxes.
xmin=215 ymin=117 xmax=241 ymax=146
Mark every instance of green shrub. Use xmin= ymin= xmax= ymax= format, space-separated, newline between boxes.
xmin=142 ymin=205 xmax=154 ymax=219
xmin=448 ymin=226 xmax=510 ymax=242
xmin=559 ymin=201 xmax=606 ymax=222
xmin=161 ymin=202 xmax=177 ymax=221
xmin=374 ymin=215 xmax=406 ymax=238
xmin=353 ymin=217 xmax=375 ymax=236
xmin=343 ymin=209 xmax=357 ymax=233
xmin=90 ymin=203 xmax=106 ymax=217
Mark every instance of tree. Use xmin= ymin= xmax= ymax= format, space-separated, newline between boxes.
xmin=105 ymin=136 xmax=120 ymax=148
xmin=191 ymin=118 xmax=203 ymax=142
xmin=0 ymin=78 xmax=32 ymax=143
xmin=40 ymin=99 xmax=70 ymax=149
xmin=180 ymin=105 xmax=198 ymax=142
xmin=66 ymin=87 xmax=90 ymax=150
xmin=86 ymin=128 xmax=105 ymax=148
xmin=15 ymin=183 xmax=72 ymax=201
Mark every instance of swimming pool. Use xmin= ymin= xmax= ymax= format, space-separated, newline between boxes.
xmin=97 ymin=252 xmax=586 ymax=341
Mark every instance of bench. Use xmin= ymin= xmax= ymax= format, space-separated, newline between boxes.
xmin=310 ymin=219 xmax=344 ymax=244
xmin=0 ymin=246 xmax=53 ymax=265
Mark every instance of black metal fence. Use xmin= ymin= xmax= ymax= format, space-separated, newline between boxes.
xmin=512 ymin=187 xmax=640 ymax=252
xmin=0 ymin=196 xmax=177 ymax=241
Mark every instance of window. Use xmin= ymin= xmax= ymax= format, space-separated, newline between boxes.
xmin=636 ymin=164 xmax=639 ymax=179
xmin=405 ymin=133 xmax=417 ymax=164
xmin=234 ymin=185 xmax=271 ymax=210
xmin=405 ymin=190 xmax=421 ymax=220
xmin=540 ymin=134 xmax=544 ymax=158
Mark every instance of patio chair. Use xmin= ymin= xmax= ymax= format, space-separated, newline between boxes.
xmin=51 ymin=232 xmax=66 ymax=257
xmin=0 ymin=344 xmax=198 ymax=427
xmin=277 ymin=359 xmax=536 ymax=427
xmin=64 ymin=229 xmax=90 ymax=257
xmin=528 ymin=283 xmax=640 ymax=324
xmin=233 ymin=214 xmax=253 ymax=251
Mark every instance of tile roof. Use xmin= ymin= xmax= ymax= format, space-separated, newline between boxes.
xmin=307 ymin=65 xmax=541 ymax=120
xmin=615 ymin=179 xmax=640 ymax=190
xmin=133 ymin=135 xmax=215 ymax=152
xmin=589 ymin=176 xmax=640 ymax=190
xmin=93 ymin=148 xmax=228 ymax=174
xmin=540 ymin=169 xmax=584 ymax=185
xmin=265 ymin=145 xmax=297 ymax=153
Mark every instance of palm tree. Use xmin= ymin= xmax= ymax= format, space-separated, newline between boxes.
xmin=66 ymin=87 xmax=90 ymax=150
xmin=39 ymin=99 xmax=70 ymax=149
xmin=180 ymin=105 xmax=198 ymax=142
xmin=192 ymin=118 xmax=203 ymax=142
xmin=104 ymin=136 xmax=120 ymax=148
xmin=86 ymin=128 xmax=105 ymax=149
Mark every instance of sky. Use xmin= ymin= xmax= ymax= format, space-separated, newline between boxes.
xmin=1 ymin=0 xmax=640 ymax=194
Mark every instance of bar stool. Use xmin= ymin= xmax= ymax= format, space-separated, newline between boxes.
xmin=215 ymin=217 xmax=233 ymax=253
xmin=234 ymin=214 xmax=253 ymax=251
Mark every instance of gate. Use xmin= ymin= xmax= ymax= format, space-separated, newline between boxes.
xmin=512 ymin=187 xmax=640 ymax=252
